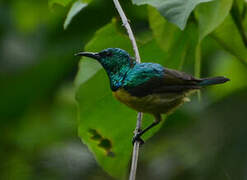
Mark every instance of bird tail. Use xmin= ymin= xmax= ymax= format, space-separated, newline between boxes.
xmin=198 ymin=76 xmax=230 ymax=86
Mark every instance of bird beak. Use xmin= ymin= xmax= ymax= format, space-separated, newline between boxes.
xmin=75 ymin=52 xmax=100 ymax=60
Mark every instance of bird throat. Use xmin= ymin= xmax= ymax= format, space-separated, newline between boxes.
xmin=106 ymin=65 xmax=131 ymax=91
xmin=97 ymin=53 xmax=136 ymax=91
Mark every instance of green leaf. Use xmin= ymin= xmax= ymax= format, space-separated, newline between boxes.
xmin=148 ymin=6 xmax=182 ymax=52
xmin=64 ymin=0 xmax=91 ymax=29
xmin=75 ymin=20 xmax=166 ymax=178
xmin=49 ymin=0 xmax=74 ymax=8
xmin=196 ymin=0 xmax=233 ymax=41
xmin=133 ymin=0 xmax=213 ymax=30
xmin=148 ymin=6 xmax=199 ymax=69
xmin=74 ymin=59 xmax=102 ymax=90
xmin=212 ymin=15 xmax=247 ymax=64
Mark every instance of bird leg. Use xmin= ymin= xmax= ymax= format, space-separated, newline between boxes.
xmin=132 ymin=114 xmax=162 ymax=145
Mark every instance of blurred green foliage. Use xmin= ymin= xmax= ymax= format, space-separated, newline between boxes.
xmin=1 ymin=0 xmax=247 ymax=179
xmin=132 ymin=0 xmax=213 ymax=30
xmin=196 ymin=0 xmax=233 ymax=42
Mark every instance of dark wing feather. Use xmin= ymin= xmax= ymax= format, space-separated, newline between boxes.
xmin=124 ymin=66 xmax=202 ymax=97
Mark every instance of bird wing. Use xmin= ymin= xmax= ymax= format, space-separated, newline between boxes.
xmin=123 ymin=63 xmax=202 ymax=97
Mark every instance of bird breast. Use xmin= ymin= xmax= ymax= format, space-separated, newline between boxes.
xmin=113 ymin=88 xmax=188 ymax=115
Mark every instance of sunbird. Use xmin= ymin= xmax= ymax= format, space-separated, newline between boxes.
xmin=76 ymin=48 xmax=229 ymax=144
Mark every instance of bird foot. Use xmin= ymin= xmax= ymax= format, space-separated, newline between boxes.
xmin=132 ymin=132 xmax=144 ymax=145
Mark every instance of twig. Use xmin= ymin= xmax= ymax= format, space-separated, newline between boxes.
xmin=112 ymin=0 xmax=142 ymax=180
xmin=113 ymin=0 xmax=141 ymax=63
xmin=129 ymin=112 xmax=143 ymax=180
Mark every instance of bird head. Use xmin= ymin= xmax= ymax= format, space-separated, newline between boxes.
xmin=75 ymin=48 xmax=135 ymax=74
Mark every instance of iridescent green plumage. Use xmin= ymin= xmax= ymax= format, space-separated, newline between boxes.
xmin=76 ymin=48 xmax=229 ymax=144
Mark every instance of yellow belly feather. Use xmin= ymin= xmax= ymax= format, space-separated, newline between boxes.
xmin=113 ymin=88 xmax=191 ymax=115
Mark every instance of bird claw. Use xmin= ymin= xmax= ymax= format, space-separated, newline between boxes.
xmin=132 ymin=132 xmax=144 ymax=145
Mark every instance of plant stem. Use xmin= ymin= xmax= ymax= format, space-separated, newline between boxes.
xmin=112 ymin=0 xmax=142 ymax=180
xmin=112 ymin=0 xmax=141 ymax=63
xmin=129 ymin=112 xmax=143 ymax=180
xmin=195 ymin=43 xmax=201 ymax=101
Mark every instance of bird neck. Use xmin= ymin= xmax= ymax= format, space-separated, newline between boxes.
xmin=106 ymin=64 xmax=133 ymax=91
xmin=97 ymin=55 xmax=136 ymax=91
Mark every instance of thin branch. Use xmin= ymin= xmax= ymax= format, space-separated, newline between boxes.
xmin=112 ymin=0 xmax=142 ymax=180
xmin=129 ymin=112 xmax=143 ymax=180
xmin=113 ymin=0 xmax=141 ymax=63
